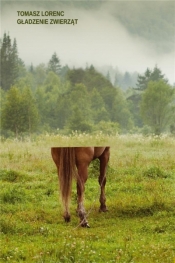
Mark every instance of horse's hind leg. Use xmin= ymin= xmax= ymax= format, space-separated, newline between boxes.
xmin=64 ymin=204 xmax=71 ymax=222
xmin=76 ymin=164 xmax=89 ymax=227
xmin=99 ymin=148 xmax=110 ymax=212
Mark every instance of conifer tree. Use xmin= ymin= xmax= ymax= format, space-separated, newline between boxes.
xmin=48 ymin=52 xmax=61 ymax=75
xmin=0 ymin=33 xmax=25 ymax=90
xmin=11 ymin=38 xmax=19 ymax=83
xmin=136 ymin=66 xmax=167 ymax=91
xmin=0 ymin=33 xmax=12 ymax=90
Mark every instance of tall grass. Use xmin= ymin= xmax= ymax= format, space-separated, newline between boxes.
xmin=0 ymin=133 xmax=175 ymax=262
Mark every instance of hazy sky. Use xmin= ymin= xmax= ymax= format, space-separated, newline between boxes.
xmin=1 ymin=1 xmax=175 ymax=84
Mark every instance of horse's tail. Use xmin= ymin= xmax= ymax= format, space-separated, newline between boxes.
xmin=59 ymin=147 xmax=77 ymax=211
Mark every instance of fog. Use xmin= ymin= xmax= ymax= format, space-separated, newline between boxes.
xmin=1 ymin=2 xmax=175 ymax=84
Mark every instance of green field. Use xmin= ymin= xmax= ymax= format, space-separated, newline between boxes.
xmin=0 ymin=133 xmax=175 ymax=263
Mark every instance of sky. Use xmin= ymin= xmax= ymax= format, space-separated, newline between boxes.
xmin=1 ymin=1 xmax=175 ymax=84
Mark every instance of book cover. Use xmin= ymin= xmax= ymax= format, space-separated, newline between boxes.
xmin=1 ymin=1 xmax=175 ymax=262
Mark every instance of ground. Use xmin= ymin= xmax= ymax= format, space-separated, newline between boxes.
xmin=0 ymin=133 xmax=175 ymax=262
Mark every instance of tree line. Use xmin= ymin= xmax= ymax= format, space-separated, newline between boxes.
xmin=0 ymin=33 xmax=175 ymax=137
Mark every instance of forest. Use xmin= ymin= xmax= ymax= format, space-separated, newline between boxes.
xmin=0 ymin=33 xmax=175 ymax=138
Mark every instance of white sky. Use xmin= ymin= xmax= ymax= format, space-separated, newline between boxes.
xmin=1 ymin=2 xmax=175 ymax=84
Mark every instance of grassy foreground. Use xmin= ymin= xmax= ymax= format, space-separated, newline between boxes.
xmin=0 ymin=133 xmax=175 ymax=263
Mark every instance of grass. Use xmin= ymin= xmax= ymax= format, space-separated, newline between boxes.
xmin=0 ymin=133 xmax=175 ymax=262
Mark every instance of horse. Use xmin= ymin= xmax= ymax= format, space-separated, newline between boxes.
xmin=51 ymin=147 xmax=110 ymax=227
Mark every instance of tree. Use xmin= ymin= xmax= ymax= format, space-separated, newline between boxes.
xmin=0 ymin=88 xmax=6 ymax=132
xmin=126 ymin=89 xmax=143 ymax=128
xmin=44 ymin=71 xmax=60 ymax=92
xmin=21 ymin=87 xmax=39 ymax=134
xmin=136 ymin=68 xmax=151 ymax=91
xmin=48 ymin=52 xmax=61 ymax=75
xmin=57 ymin=83 xmax=93 ymax=132
xmin=68 ymin=83 xmax=92 ymax=125
xmin=34 ymin=63 xmax=47 ymax=86
xmin=122 ymin=72 xmax=132 ymax=90
xmin=11 ymin=38 xmax=19 ymax=82
xmin=0 ymin=33 xmax=12 ymax=90
xmin=67 ymin=106 xmax=92 ymax=133
xmin=0 ymin=33 xmax=25 ymax=91
xmin=111 ymin=88 xmax=133 ymax=131
xmin=35 ymin=71 xmax=61 ymax=129
xmin=2 ymin=86 xmax=39 ymax=136
xmin=141 ymin=80 xmax=174 ymax=135
xmin=2 ymin=86 xmax=23 ymax=136
xmin=136 ymin=66 xmax=167 ymax=91
xmin=90 ymin=88 xmax=109 ymax=123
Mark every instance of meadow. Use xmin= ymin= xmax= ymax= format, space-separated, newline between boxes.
xmin=0 ymin=133 xmax=175 ymax=263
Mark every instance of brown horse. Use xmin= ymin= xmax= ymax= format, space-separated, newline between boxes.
xmin=51 ymin=147 xmax=110 ymax=227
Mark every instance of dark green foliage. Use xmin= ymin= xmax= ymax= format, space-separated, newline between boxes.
xmin=0 ymin=33 xmax=25 ymax=91
xmin=67 ymin=66 xmax=113 ymax=92
xmin=1 ymin=86 xmax=25 ymax=136
xmin=127 ymin=91 xmax=143 ymax=128
xmin=65 ymin=67 xmax=132 ymax=132
xmin=48 ymin=52 xmax=61 ymax=75
xmin=1 ymin=86 xmax=39 ymax=136
xmin=141 ymin=80 xmax=174 ymax=134
xmin=1 ymin=31 xmax=174 ymax=136
xmin=136 ymin=66 xmax=168 ymax=91
xmin=67 ymin=106 xmax=93 ymax=132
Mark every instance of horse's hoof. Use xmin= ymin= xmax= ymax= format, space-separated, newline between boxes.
xmin=81 ymin=221 xmax=90 ymax=228
xmin=82 ymin=223 xmax=90 ymax=228
xmin=64 ymin=215 xmax=71 ymax=222
xmin=99 ymin=207 xmax=108 ymax=212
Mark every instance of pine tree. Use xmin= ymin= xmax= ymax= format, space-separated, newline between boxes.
xmin=11 ymin=38 xmax=19 ymax=83
xmin=0 ymin=33 xmax=24 ymax=90
xmin=136 ymin=66 xmax=167 ymax=91
xmin=48 ymin=52 xmax=61 ymax=75
xmin=136 ymin=68 xmax=152 ymax=90
xmin=0 ymin=33 xmax=12 ymax=90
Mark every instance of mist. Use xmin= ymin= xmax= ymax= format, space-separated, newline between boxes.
xmin=1 ymin=1 xmax=175 ymax=84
